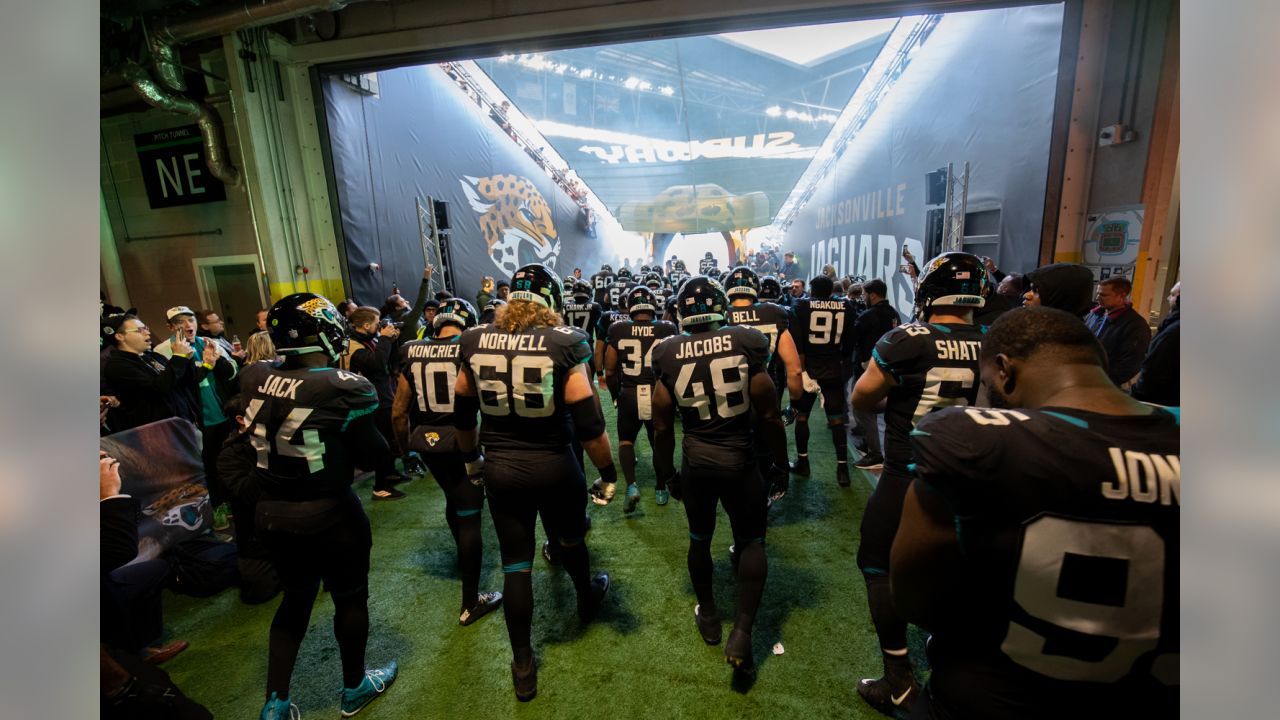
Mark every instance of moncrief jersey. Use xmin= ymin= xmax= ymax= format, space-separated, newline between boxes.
xmin=652 ymin=325 xmax=769 ymax=466
xmin=398 ymin=335 xmax=464 ymax=428
xmin=911 ymin=405 xmax=1180 ymax=716
xmin=563 ymin=301 xmax=603 ymax=343
xmin=698 ymin=257 xmax=718 ymax=275
xmin=244 ymin=366 xmax=379 ymax=500
xmin=606 ymin=318 xmax=678 ymax=388
xmin=791 ymin=296 xmax=858 ymax=379
xmin=591 ymin=271 xmax=614 ymax=307
xmin=458 ymin=324 xmax=592 ymax=456
xmin=726 ymin=301 xmax=791 ymax=362
xmin=873 ymin=321 xmax=985 ymax=466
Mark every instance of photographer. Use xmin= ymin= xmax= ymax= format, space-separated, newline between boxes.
xmin=341 ymin=307 xmax=408 ymax=500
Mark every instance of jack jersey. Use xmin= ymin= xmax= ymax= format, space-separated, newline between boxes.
xmin=398 ymin=335 xmax=463 ymax=428
xmin=244 ymin=366 xmax=380 ymax=500
xmin=458 ymin=324 xmax=592 ymax=456
xmin=606 ymin=318 xmax=678 ymax=388
xmin=873 ymin=321 xmax=985 ymax=467
xmin=911 ymin=405 xmax=1180 ymax=717
xmin=726 ymin=301 xmax=791 ymax=361
xmin=563 ymin=301 xmax=603 ymax=343
xmin=791 ymin=296 xmax=858 ymax=379
xmin=652 ymin=325 xmax=769 ymax=466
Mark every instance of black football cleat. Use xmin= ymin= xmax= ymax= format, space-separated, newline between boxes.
xmin=836 ymin=464 xmax=851 ymax=487
xmin=511 ymin=652 xmax=537 ymax=702
xmin=857 ymin=675 xmax=920 ymax=716
xmin=789 ymin=457 xmax=810 ymax=477
xmin=724 ymin=629 xmax=755 ymax=673
xmin=578 ymin=571 xmax=610 ymax=621
xmin=694 ymin=604 xmax=722 ymax=645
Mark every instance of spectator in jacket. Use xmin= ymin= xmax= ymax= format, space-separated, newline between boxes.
xmin=1083 ymin=277 xmax=1152 ymax=387
xmin=1131 ymin=282 xmax=1179 ymax=406
xmin=1023 ymin=263 xmax=1095 ymax=317
xmin=101 ymin=314 xmax=198 ymax=432
xmin=781 ymin=252 xmax=801 ymax=280
xmin=849 ymin=279 xmax=899 ymax=469
xmin=342 ymin=307 xmax=407 ymax=500
xmin=476 ymin=277 xmax=495 ymax=311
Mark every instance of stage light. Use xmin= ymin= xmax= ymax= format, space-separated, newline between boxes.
xmin=765 ymin=105 xmax=782 ymax=117
xmin=579 ymin=67 xmax=594 ymax=78
xmin=784 ymin=109 xmax=797 ymax=119
xmin=624 ymin=77 xmax=641 ymax=89
xmin=659 ymin=85 xmax=675 ymax=96
xmin=638 ymin=80 xmax=652 ymax=91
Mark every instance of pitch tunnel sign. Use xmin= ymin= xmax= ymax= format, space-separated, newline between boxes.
xmin=134 ymin=125 xmax=227 ymax=209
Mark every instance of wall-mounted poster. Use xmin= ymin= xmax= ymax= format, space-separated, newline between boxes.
xmin=1083 ymin=205 xmax=1144 ymax=283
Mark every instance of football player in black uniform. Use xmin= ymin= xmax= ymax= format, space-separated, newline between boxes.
xmin=650 ymin=277 xmax=790 ymax=673
xmin=391 ymin=298 xmax=504 ymax=627
xmin=478 ymin=297 xmax=505 ymax=325
xmin=894 ymin=306 xmax=1178 ymax=719
xmin=248 ymin=294 xmax=397 ymax=720
xmin=453 ymin=264 xmax=613 ymax=702
xmin=790 ymin=275 xmax=859 ymax=486
xmin=604 ymin=285 xmax=678 ymax=511
xmin=850 ymin=252 xmax=988 ymax=714
xmin=608 ymin=268 xmax=633 ymax=311
xmin=594 ymin=295 xmax=627 ymax=380
xmin=590 ymin=264 xmax=615 ymax=308
xmin=723 ymin=266 xmax=804 ymax=420
xmin=563 ymin=280 xmax=604 ymax=342
xmin=698 ymin=251 xmax=719 ymax=276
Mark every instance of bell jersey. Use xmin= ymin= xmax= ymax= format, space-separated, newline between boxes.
xmin=398 ymin=335 xmax=464 ymax=428
xmin=563 ymin=300 xmax=603 ymax=343
xmin=911 ymin=405 xmax=1180 ymax=717
xmin=606 ymin=318 xmax=678 ymax=388
xmin=873 ymin=321 xmax=985 ymax=467
xmin=244 ymin=365 xmax=381 ymax=500
xmin=791 ymin=296 xmax=858 ymax=379
xmin=458 ymin=323 xmax=592 ymax=456
xmin=651 ymin=325 xmax=769 ymax=466
xmin=726 ymin=301 xmax=791 ymax=362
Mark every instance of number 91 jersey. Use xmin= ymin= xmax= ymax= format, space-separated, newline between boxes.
xmin=651 ymin=325 xmax=769 ymax=465
xmin=873 ymin=321 xmax=985 ymax=467
xmin=458 ymin=324 xmax=593 ymax=455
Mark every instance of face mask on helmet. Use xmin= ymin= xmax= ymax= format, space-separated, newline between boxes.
xmin=435 ymin=298 xmax=477 ymax=330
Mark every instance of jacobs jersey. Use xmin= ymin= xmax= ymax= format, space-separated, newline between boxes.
xmin=563 ymin=301 xmax=603 ymax=343
xmin=726 ymin=302 xmax=791 ymax=361
xmin=398 ymin=335 xmax=464 ymax=428
xmin=606 ymin=319 xmax=678 ymax=388
xmin=912 ymin=405 xmax=1180 ymax=715
xmin=591 ymin=271 xmax=614 ymax=307
xmin=873 ymin=321 xmax=985 ymax=466
xmin=652 ymin=325 xmax=769 ymax=466
xmin=458 ymin=323 xmax=592 ymax=456
xmin=791 ymin=297 xmax=858 ymax=379
xmin=244 ymin=366 xmax=379 ymax=500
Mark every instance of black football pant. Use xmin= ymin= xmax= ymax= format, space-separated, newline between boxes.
xmin=422 ymin=452 xmax=486 ymax=611
xmin=200 ymin=420 xmax=232 ymax=508
xmin=857 ymin=464 xmax=914 ymax=653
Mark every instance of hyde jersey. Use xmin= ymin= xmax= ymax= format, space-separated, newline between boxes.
xmin=458 ymin=323 xmax=592 ymax=456
xmin=398 ymin=335 xmax=463 ymax=429
xmin=726 ymin=301 xmax=791 ymax=362
xmin=791 ymin=297 xmax=858 ymax=379
xmin=873 ymin=321 xmax=985 ymax=467
xmin=652 ymin=325 xmax=769 ymax=466
xmin=606 ymin=318 xmax=678 ymax=388
xmin=563 ymin=301 xmax=603 ymax=343
xmin=244 ymin=366 xmax=380 ymax=500
xmin=911 ymin=405 xmax=1180 ymax=717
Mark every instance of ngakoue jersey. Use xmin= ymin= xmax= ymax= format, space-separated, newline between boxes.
xmin=398 ymin=335 xmax=464 ymax=429
xmin=726 ymin=301 xmax=791 ymax=362
xmin=873 ymin=321 xmax=985 ymax=467
xmin=458 ymin=323 xmax=592 ymax=456
xmin=244 ymin=366 xmax=380 ymax=500
xmin=911 ymin=405 xmax=1180 ymax=717
xmin=652 ymin=325 xmax=769 ymax=466
xmin=563 ymin=301 xmax=603 ymax=343
xmin=791 ymin=296 xmax=858 ymax=379
xmin=606 ymin=319 xmax=678 ymax=388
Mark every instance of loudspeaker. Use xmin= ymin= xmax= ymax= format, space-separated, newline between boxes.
xmin=925 ymin=168 xmax=947 ymax=205
xmin=432 ymin=199 xmax=450 ymax=230
xmin=925 ymin=208 xmax=945 ymax=259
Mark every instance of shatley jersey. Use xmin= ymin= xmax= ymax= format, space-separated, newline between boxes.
xmin=563 ymin=301 xmax=603 ymax=343
xmin=398 ymin=335 xmax=464 ymax=429
xmin=791 ymin=296 xmax=858 ymax=379
xmin=244 ymin=366 xmax=379 ymax=500
xmin=874 ymin=321 xmax=985 ymax=466
xmin=606 ymin=318 xmax=678 ymax=388
xmin=726 ymin=302 xmax=791 ymax=361
xmin=458 ymin=323 xmax=592 ymax=455
xmin=652 ymin=324 xmax=769 ymax=465
xmin=911 ymin=405 xmax=1180 ymax=712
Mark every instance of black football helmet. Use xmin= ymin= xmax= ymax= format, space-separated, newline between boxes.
xmin=675 ymin=276 xmax=728 ymax=330
xmin=434 ymin=297 xmax=478 ymax=330
xmin=759 ymin=275 xmax=783 ymax=301
xmin=510 ymin=263 xmax=564 ymax=313
xmin=572 ymin=280 xmax=593 ymax=302
xmin=704 ymin=251 xmax=714 ymax=259
xmin=723 ymin=266 xmax=760 ymax=299
xmin=640 ymin=264 xmax=652 ymax=274
xmin=483 ymin=298 xmax=507 ymax=314
xmin=625 ymin=286 xmax=658 ymax=318
xmin=600 ymin=263 xmax=613 ymax=273
xmin=644 ymin=272 xmax=663 ymax=290
xmin=617 ymin=267 xmax=634 ymax=281
xmin=914 ymin=252 xmax=988 ymax=318
xmin=268 ymin=292 xmax=348 ymax=362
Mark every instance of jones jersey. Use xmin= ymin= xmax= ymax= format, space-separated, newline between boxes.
xmin=563 ymin=301 xmax=603 ymax=343
xmin=244 ymin=366 xmax=380 ymax=500
xmin=791 ymin=297 xmax=858 ymax=379
xmin=591 ymin=271 xmax=614 ymax=307
xmin=652 ymin=325 xmax=769 ymax=466
xmin=606 ymin=318 xmax=678 ymax=388
xmin=726 ymin=302 xmax=791 ymax=361
xmin=458 ymin=324 xmax=592 ymax=456
xmin=398 ymin=335 xmax=463 ymax=428
xmin=874 ymin=321 xmax=985 ymax=467
xmin=912 ymin=405 xmax=1180 ymax=715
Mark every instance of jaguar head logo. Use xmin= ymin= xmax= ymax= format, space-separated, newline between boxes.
xmin=461 ymin=174 xmax=561 ymax=276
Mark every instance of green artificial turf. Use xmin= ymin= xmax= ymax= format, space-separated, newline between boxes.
xmin=163 ymin=397 xmax=929 ymax=718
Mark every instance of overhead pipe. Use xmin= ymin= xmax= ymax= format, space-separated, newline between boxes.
xmin=153 ymin=0 xmax=359 ymax=44
xmin=118 ymin=60 xmax=243 ymax=187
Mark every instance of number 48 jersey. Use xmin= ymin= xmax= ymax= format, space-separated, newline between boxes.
xmin=873 ymin=321 xmax=985 ymax=467
xmin=606 ymin=318 xmax=678 ymax=388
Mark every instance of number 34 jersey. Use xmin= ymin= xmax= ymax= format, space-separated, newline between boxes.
xmin=651 ymin=325 xmax=769 ymax=466
xmin=458 ymin=324 xmax=592 ymax=455
xmin=873 ymin=321 xmax=986 ymax=467
xmin=606 ymin=319 xmax=678 ymax=389
xmin=911 ymin=405 xmax=1180 ymax=710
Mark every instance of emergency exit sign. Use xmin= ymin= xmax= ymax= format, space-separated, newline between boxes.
xmin=134 ymin=125 xmax=227 ymax=209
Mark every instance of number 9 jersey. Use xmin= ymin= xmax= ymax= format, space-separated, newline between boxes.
xmin=458 ymin=323 xmax=593 ymax=455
